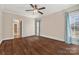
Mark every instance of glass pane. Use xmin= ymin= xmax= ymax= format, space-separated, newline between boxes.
xmin=68 ymin=10 xmax=79 ymax=45
xmin=75 ymin=17 xmax=79 ymax=37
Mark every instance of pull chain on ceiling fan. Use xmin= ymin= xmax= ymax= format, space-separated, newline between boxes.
xmin=25 ymin=4 xmax=46 ymax=15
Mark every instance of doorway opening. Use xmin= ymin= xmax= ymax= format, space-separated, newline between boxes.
xmin=13 ymin=20 xmax=22 ymax=38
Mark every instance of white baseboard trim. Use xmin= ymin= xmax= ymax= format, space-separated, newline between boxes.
xmin=3 ymin=37 xmax=14 ymax=40
xmin=0 ymin=37 xmax=13 ymax=44
xmin=0 ymin=35 xmax=65 ymax=44
xmin=0 ymin=40 xmax=3 ymax=44
xmin=22 ymin=35 xmax=35 ymax=37
xmin=41 ymin=35 xmax=64 ymax=42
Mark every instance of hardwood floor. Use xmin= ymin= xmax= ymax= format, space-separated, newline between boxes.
xmin=0 ymin=36 xmax=79 ymax=55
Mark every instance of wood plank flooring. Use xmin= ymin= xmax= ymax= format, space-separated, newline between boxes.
xmin=0 ymin=36 xmax=79 ymax=55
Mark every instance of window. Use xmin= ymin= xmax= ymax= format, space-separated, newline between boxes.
xmin=66 ymin=10 xmax=79 ymax=44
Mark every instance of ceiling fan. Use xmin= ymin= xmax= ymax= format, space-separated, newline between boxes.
xmin=25 ymin=4 xmax=46 ymax=15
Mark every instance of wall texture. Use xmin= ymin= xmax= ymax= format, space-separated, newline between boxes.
xmin=2 ymin=12 xmax=35 ymax=40
xmin=0 ymin=11 xmax=2 ymax=43
xmin=40 ymin=11 xmax=65 ymax=41
xmin=22 ymin=17 xmax=35 ymax=37
xmin=2 ymin=12 xmax=14 ymax=40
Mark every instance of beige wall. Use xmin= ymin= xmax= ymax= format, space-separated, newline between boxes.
xmin=0 ymin=11 xmax=2 ymax=43
xmin=1 ymin=11 xmax=66 ymax=41
xmin=2 ymin=12 xmax=35 ymax=40
xmin=22 ymin=16 xmax=35 ymax=37
xmin=2 ymin=12 xmax=14 ymax=39
xmin=41 ymin=11 xmax=65 ymax=41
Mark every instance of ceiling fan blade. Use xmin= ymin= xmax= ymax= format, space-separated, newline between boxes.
xmin=30 ymin=4 xmax=34 ymax=8
xmin=35 ymin=4 xmax=37 ymax=9
xmin=38 ymin=11 xmax=43 ymax=14
xmin=38 ymin=7 xmax=45 ymax=10
xmin=25 ymin=10 xmax=33 ymax=11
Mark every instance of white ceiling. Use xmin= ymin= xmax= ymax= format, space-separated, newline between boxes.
xmin=0 ymin=4 xmax=76 ymax=18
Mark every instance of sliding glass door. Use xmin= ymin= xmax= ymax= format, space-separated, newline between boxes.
xmin=66 ymin=10 xmax=79 ymax=45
